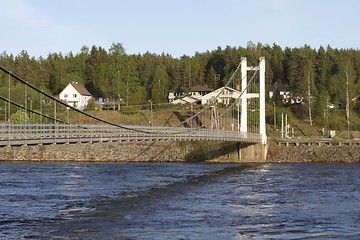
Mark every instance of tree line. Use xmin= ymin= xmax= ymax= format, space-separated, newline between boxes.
xmin=1 ymin=42 xmax=360 ymax=124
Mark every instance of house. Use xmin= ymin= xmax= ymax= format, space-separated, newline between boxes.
xmin=278 ymin=86 xmax=291 ymax=99
xmin=268 ymin=86 xmax=276 ymax=99
xmin=189 ymin=85 xmax=213 ymax=98
xmin=200 ymin=86 xmax=242 ymax=105
xmin=269 ymin=86 xmax=304 ymax=104
xmin=269 ymin=86 xmax=291 ymax=100
xmin=59 ymin=82 xmax=92 ymax=110
xmin=170 ymin=85 xmax=212 ymax=105
xmin=168 ymin=87 xmax=184 ymax=102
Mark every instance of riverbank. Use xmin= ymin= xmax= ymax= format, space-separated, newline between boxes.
xmin=0 ymin=140 xmax=359 ymax=163
xmin=0 ymin=141 xmax=187 ymax=162
xmin=0 ymin=140 xmax=241 ymax=162
xmin=266 ymin=140 xmax=360 ymax=163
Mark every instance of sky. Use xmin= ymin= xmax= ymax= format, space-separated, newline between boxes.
xmin=1 ymin=0 xmax=360 ymax=58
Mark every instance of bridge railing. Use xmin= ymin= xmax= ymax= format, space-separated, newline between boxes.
xmin=0 ymin=123 xmax=263 ymax=145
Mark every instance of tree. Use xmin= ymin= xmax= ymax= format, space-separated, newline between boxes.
xmin=85 ymin=97 xmax=97 ymax=111
xmin=206 ymin=66 xmax=217 ymax=89
xmin=180 ymin=55 xmax=192 ymax=87
xmin=107 ymin=42 xmax=127 ymax=100
xmin=151 ymin=65 xmax=169 ymax=103
xmin=126 ymin=56 xmax=146 ymax=105
xmin=137 ymin=52 xmax=159 ymax=99
xmin=206 ymin=47 xmax=226 ymax=87
xmin=316 ymin=90 xmax=330 ymax=126
xmin=109 ymin=42 xmax=126 ymax=56
xmin=269 ymin=44 xmax=285 ymax=85
xmin=342 ymin=54 xmax=356 ymax=137
xmin=46 ymin=52 xmax=68 ymax=95
xmin=84 ymin=46 xmax=108 ymax=97
xmin=10 ymin=109 xmax=29 ymax=123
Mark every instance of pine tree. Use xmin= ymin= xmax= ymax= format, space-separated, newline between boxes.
xmin=151 ymin=65 xmax=169 ymax=104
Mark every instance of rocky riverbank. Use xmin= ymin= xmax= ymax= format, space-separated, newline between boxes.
xmin=266 ymin=141 xmax=360 ymax=163
xmin=0 ymin=140 xmax=239 ymax=162
xmin=0 ymin=141 xmax=187 ymax=162
xmin=1 ymin=140 xmax=359 ymax=163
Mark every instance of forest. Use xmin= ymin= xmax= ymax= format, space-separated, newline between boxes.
xmin=1 ymin=42 xmax=360 ymax=129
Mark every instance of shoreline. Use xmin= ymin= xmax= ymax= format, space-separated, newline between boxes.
xmin=266 ymin=140 xmax=360 ymax=163
xmin=0 ymin=140 xmax=359 ymax=163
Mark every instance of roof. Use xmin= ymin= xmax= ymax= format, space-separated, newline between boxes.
xmin=172 ymin=98 xmax=187 ymax=105
xmin=276 ymin=86 xmax=291 ymax=92
xmin=69 ymin=82 xmax=92 ymax=96
xmin=200 ymin=86 xmax=241 ymax=101
xmin=214 ymin=86 xmax=240 ymax=93
xmin=169 ymin=86 xmax=184 ymax=93
xmin=189 ymin=85 xmax=213 ymax=92
xmin=172 ymin=96 xmax=200 ymax=104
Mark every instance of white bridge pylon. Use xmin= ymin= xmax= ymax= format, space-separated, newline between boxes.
xmin=240 ymin=57 xmax=267 ymax=144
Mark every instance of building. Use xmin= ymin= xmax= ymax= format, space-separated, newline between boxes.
xmin=200 ymin=86 xmax=242 ymax=105
xmin=168 ymin=87 xmax=184 ymax=102
xmin=189 ymin=85 xmax=213 ymax=98
xmin=59 ymin=82 xmax=92 ymax=110
xmin=170 ymin=85 xmax=212 ymax=105
xmin=268 ymin=86 xmax=304 ymax=104
xmin=269 ymin=86 xmax=291 ymax=100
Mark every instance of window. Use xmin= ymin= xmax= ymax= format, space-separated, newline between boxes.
xmin=64 ymin=94 xmax=68 ymax=98
xmin=73 ymin=94 xmax=77 ymax=98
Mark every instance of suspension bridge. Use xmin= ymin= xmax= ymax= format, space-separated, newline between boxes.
xmin=0 ymin=57 xmax=267 ymax=161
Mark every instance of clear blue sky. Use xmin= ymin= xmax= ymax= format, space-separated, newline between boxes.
xmin=1 ymin=0 xmax=359 ymax=58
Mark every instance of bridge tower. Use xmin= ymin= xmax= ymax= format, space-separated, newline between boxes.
xmin=240 ymin=57 xmax=267 ymax=144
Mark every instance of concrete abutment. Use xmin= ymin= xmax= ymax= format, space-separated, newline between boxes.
xmin=238 ymin=143 xmax=268 ymax=163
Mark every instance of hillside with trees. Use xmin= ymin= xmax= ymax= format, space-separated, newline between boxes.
xmin=1 ymin=42 xmax=360 ymax=131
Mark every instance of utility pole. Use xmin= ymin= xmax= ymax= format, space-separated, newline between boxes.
xmin=307 ymin=71 xmax=313 ymax=126
xmin=148 ymin=100 xmax=153 ymax=126
xmin=126 ymin=78 xmax=129 ymax=106
xmin=190 ymin=103 xmax=193 ymax=128
xmin=118 ymin=94 xmax=121 ymax=111
xmin=285 ymin=114 xmax=288 ymax=138
xmin=345 ymin=67 xmax=350 ymax=138
xmin=281 ymin=113 xmax=284 ymax=138
xmin=273 ymin=102 xmax=276 ymax=129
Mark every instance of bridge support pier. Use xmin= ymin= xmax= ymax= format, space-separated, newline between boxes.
xmin=237 ymin=143 xmax=268 ymax=162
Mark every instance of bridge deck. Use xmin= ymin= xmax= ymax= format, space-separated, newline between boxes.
xmin=0 ymin=123 xmax=263 ymax=147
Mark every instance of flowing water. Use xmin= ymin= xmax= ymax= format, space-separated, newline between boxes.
xmin=1 ymin=161 xmax=360 ymax=239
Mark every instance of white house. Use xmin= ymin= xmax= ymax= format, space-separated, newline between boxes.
xmin=59 ymin=82 xmax=92 ymax=110
xmin=200 ymin=86 xmax=242 ymax=105
xmin=170 ymin=85 xmax=212 ymax=105
xmin=168 ymin=87 xmax=184 ymax=102
xmin=269 ymin=86 xmax=291 ymax=100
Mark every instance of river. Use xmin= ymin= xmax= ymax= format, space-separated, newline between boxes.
xmin=1 ymin=161 xmax=360 ymax=239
